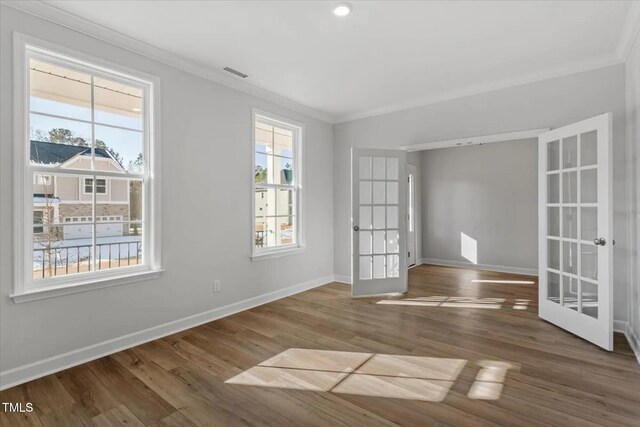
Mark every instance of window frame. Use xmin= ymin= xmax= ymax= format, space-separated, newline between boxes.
xmin=84 ymin=178 xmax=108 ymax=195
xmin=251 ymin=109 xmax=305 ymax=260
xmin=12 ymin=33 xmax=162 ymax=303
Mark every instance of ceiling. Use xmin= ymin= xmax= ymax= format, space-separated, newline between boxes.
xmin=41 ymin=1 xmax=637 ymax=123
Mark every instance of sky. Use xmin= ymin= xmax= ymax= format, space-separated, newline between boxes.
xmin=30 ymin=97 xmax=143 ymax=170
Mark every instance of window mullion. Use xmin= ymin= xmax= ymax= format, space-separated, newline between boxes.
xmin=90 ymin=75 xmax=97 ymax=273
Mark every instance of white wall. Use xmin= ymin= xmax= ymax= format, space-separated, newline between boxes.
xmin=625 ymin=30 xmax=640 ymax=355
xmin=334 ymin=64 xmax=630 ymax=323
xmin=0 ymin=6 xmax=334 ymax=385
xmin=420 ymin=139 xmax=538 ymax=274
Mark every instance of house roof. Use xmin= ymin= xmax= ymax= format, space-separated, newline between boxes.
xmin=30 ymin=140 xmax=112 ymax=165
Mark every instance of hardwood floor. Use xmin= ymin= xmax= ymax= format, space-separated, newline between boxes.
xmin=2 ymin=264 xmax=639 ymax=426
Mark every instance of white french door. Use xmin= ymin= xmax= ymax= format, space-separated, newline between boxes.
xmin=538 ymin=113 xmax=613 ymax=350
xmin=352 ymin=148 xmax=408 ymax=296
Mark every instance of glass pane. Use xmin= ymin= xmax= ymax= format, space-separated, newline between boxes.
xmin=90 ymin=176 xmax=127 ymax=219
xmin=386 ymin=158 xmax=398 ymax=180
xmin=359 ymin=231 xmax=372 ymax=255
xmin=547 ymin=173 xmax=559 ymax=203
xmin=255 ymin=153 xmax=269 ymax=184
xmin=359 ymin=181 xmax=372 ymax=205
xmin=386 ymin=182 xmax=398 ymax=205
xmin=93 ymin=77 xmax=143 ymax=130
xmin=387 ymin=255 xmax=399 ymax=278
xmin=34 ymin=224 xmax=94 ymax=279
xmin=581 ymin=169 xmax=597 ymax=203
xmin=255 ymin=218 xmax=267 ymax=248
xmin=273 ymin=126 xmax=293 ymax=158
xmin=360 ymin=206 xmax=372 ymax=229
xmin=387 ymin=206 xmax=398 ymax=229
xmin=373 ymin=182 xmax=385 ymax=204
xmin=548 ymin=239 xmax=560 ymax=270
xmin=387 ymin=230 xmax=399 ymax=254
xmin=562 ymin=276 xmax=578 ymax=311
xmin=563 ymin=241 xmax=577 ymax=275
xmin=274 ymin=156 xmax=294 ymax=185
xmin=562 ymin=136 xmax=577 ymax=168
xmin=547 ymin=140 xmax=559 ymax=171
xmin=581 ymin=131 xmax=597 ymax=166
xmin=96 ymin=223 xmax=143 ymax=271
xmin=581 ymin=244 xmax=598 ymax=280
xmin=547 ymin=271 xmax=560 ymax=303
xmin=255 ymin=188 xmax=276 ymax=217
xmin=264 ymin=217 xmax=277 ymax=248
xmin=276 ymin=189 xmax=294 ymax=216
xmin=276 ymin=217 xmax=294 ymax=246
xmin=373 ymin=206 xmax=385 ymax=229
xmin=359 ymin=256 xmax=372 ymax=280
xmin=95 ymin=125 xmax=143 ymax=173
xmin=582 ymin=281 xmax=598 ymax=318
xmin=563 ymin=171 xmax=577 ymax=204
xmin=547 ymin=207 xmax=559 ymax=237
xmin=581 ymin=207 xmax=597 ymax=241
xmin=373 ymin=255 xmax=386 ymax=279
xmin=373 ymin=231 xmax=386 ymax=254
xmin=359 ymin=156 xmax=371 ymax=180
xmin=30 ymin=59 xmax=91 ymax=121
xmin=30 ymin=115 xmax=92 ymax=167
xmin=562 ymin=207 xmax=577 ymax=239
xmin=255 ymin=121 xmax=273 ymax=153
xmin=372 ymin=157 xmax=385 ymax=180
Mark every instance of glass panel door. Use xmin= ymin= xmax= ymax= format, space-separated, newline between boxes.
xmin=352 ymin=149 xmax=407 ymax=296
xmin=538 ymin=114 xmax=612 ymax=350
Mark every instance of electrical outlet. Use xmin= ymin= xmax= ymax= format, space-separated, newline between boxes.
xmin=213 ymin=280 xmax=221 ymax=293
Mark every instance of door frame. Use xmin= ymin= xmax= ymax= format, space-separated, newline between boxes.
xmin=407 ymin=163 xmax=417 ymax=268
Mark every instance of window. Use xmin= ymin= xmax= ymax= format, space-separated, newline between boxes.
xmin=84 ymin=178 xmax=107 ymax=194
xmin=13 ymin=36 xmax=161 ymax=301
xmin=252 ymin=111 xmax=303 ymax=257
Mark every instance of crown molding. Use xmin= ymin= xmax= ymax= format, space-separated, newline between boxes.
xmin=0 ymin=0 xmax=336 ymax=124
xmin=334 ymin=54 xmax=623 ymax=124
xmin=617 ymin=1 xmax=640 ymax=61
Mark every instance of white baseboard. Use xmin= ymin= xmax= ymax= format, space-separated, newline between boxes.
xmin=333 ymin=274 xmax=351 ymax=284
xmin=614 ymin=320 xmax=640 ymax=366
xmin=420 ymin=258 xmax=538 ymax=277
xmin=0 ymin=275 xmax=334 ymax=391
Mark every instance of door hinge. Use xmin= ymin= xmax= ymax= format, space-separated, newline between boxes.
xmin=408 ymin=251 xmax=411 ymax=257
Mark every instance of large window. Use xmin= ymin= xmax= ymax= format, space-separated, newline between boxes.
xmin=252 ymin=111 xmax=303 ymax=257
xmin=13 ymin=38 xmax=160 ymax=300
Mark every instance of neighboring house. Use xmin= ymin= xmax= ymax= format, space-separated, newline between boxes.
xmin=31 ymin=140 xmax=134 ymax=240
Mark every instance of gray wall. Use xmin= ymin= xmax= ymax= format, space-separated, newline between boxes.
xmin=334 ymin=64 xmax=629 ymax=323
xmin=0 ymin=6 xmax=334 ymax=376
xmin=420 ymin=139 xmax=537 ymax=272
xmin=625 ymin=32 xmax=640 ymax=348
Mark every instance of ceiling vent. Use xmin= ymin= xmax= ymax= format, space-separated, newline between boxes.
xmin=223 ymin=67 xmax=248 ymax=78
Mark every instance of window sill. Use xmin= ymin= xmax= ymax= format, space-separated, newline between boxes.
xmin=10 ymin=269 xmax=164 ymax=304
xmin=251 ymin=246 xmax=305 ymax=261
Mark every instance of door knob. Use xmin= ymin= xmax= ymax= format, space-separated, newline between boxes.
xmin=353 ymin=226 xmax=359 ymax=231
xmin=593 ymin=237 xmax=606 ymax=246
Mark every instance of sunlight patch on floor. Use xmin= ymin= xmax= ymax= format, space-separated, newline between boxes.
xmin=226 ymin=349 xmax=517 ymax=402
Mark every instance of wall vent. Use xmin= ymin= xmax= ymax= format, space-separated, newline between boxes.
xmin=223 ymin=67 xmax=248 ymax=78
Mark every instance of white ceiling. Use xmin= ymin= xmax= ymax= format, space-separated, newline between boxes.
xmin=42 ymin=0 xmax=637 ymax=123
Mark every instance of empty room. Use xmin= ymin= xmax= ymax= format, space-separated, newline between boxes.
xmin=1 ymin=1 xmax=639 ymax=426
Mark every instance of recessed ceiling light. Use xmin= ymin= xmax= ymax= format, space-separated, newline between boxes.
xmin=132 ymin=107 xmax=141 ymax=112
xmin=333 ymin=3 xmax=352 ymax=17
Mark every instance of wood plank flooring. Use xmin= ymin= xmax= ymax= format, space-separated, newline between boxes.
xmin=2 ymin=264 xmax=639 ymax=426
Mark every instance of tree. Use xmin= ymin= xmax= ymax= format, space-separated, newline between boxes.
xmin=48 ymin=128 xmax=87 ymax=145
xmin=255 ymin=165 xmax=267 ymax=182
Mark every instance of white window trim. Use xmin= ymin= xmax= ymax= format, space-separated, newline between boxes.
xmin=11 ymin=32 xmax=162 ymax=303
xmin=83 ymin=177 xmax=108 ymax=195
xmin=251 ymin=108 xmax=305 ymax=260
